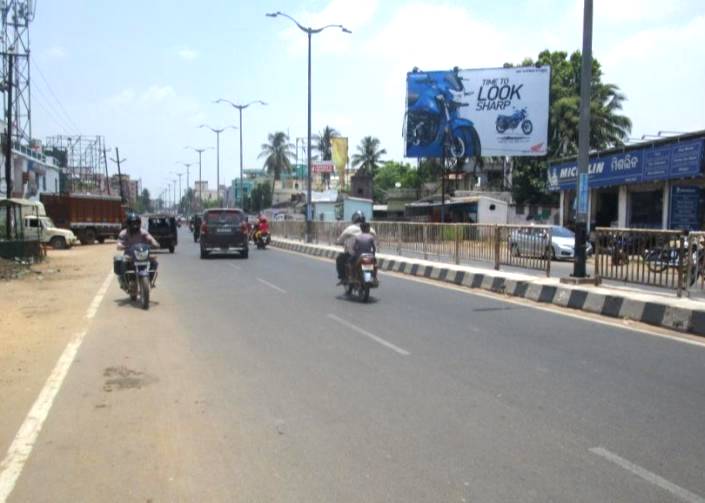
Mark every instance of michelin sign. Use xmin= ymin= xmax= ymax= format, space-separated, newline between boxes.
xmin=548 ymin=139 xmax=705 ymax=191
xmin=405 ymin=65 xmax=551 ymax=158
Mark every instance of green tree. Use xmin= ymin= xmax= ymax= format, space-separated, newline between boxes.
xmin=506 ymin=50 xmax=632 ymax=204
xmin=259 ymin=131 xmax=294 ymax=201
xmin=249 ymin=181 xmax=273 ymax=213
xmin=352 ymin=136 xmax=387 ymax=177
xmin=134 ymin=188 xmax=152 ymax=213
xmin=313 ymin=126 xmax=339 ymax=161
xmin=179 ymin=188 xmax=195 ymax=214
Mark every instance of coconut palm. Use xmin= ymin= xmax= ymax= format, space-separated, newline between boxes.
xmin=313 ymin=126 xmax=339 ymax=161
xmin=259 ymin=131 xmax=294 ymax=181
xmin=259 ymin=131 xmax=294 ymax=203
xmin=351 ymin=136 xmax=387 ymax=176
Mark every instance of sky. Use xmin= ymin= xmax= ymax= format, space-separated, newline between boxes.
xmin=29 ymin=0 xmax=705 ymax=199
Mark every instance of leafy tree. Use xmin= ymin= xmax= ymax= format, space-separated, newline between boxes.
xmin=134 ymin=188 xmax=152 ymax=213
xmin=249 ymin=181 xmax=273 ymax=213
xmin=313 ymin=126 xmax=339 ymax=185
xmin=259 ymin=131 xmax=294 ymax=201
xmin=313 ymin=126 xmax=339 ymax=161
xmin=506 ymin=50 xmax=632 ymax=204
xmin=352 ymin=136 xmax=387 ymax=177
xmin=179 ymin=188 xmax=195 ymax=214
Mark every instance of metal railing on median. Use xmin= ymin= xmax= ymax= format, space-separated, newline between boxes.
xmin=270 ymin=220 xmax=553 ymax=276
xmin=594 ymin=227 xmax=705 ymax=297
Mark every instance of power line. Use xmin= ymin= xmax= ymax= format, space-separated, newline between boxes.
xmin=31 ymin=59 xmax=82 ymax=134
xmin=31 ymin=83 xmax=77 ymax=135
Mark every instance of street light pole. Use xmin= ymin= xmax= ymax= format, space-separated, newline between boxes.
xmin=199 ymin=125 xmax=237 ymax=207
xmin=185 ymin=146 xmax=212 ymax=210
xmin=573 ymin=0 xmax=593 ymax=279
xmin=178 ymin=162 xmax=195 ymax=215
xmin=215 ymin=99 xmax=267 ymax=209
xmin=266 ymin=11 xmax=350 ymax=242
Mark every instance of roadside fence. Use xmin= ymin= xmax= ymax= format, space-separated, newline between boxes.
xmin=594 ymin=228 xmax=705 ymax=297
xmin=271 ymin=220 xmax=553 ymax=276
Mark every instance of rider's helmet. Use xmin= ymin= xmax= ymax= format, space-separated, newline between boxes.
xmin=125 ymin=213 xmax=141 ymax=235
xmin=352 ymin=211 xmax=366 ymax=224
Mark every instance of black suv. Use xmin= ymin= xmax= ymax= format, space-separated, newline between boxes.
xmin=199 ymin=209 xmax=249 ymax=259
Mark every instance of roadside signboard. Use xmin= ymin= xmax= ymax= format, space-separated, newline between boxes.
xmin=311 ymin=161 xmax=334 ymax=174
xmin=404 ymin=65 xmax=551 ymax=158
xmin=669 ymin=185 xmax=702 ymax=231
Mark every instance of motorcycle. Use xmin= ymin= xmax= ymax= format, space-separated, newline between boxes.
xmin=496 ymin=107 xmax=533 ymax=135
xmin=253 ymin=230 xmax=271 ymax=249
xmin=405 ymin=68 xmax=481 ymax=159
xmin=343 ymin=253 xmax=379 ymax=303
xmin=114 ymin=243 xmax=156 ymax=310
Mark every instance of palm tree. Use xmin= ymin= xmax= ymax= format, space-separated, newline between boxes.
xmin=351 ymin=136 xmax=387 ymax=176
xmin=313 ymin=126 xmax=339 ymax=161
xmin=259 ymin=131 xmax=294 ymax=203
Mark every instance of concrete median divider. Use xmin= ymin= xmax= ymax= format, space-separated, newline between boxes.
xmin=272 ymin=237 xmax=705 ymax=337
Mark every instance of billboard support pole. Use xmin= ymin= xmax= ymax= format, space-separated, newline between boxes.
xmin=441 ymin=152 xmax=446 ymax=224
xmin=573 ymin=0 xmax=593 ymax=278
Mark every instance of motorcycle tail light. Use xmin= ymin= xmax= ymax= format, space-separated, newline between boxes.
xmin=361 ymin=256 xmax=374 ymax=265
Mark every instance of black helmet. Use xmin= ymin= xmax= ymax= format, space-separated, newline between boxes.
xmin=125 ymin=212 xmax=141 ymax=234
xmin=352 ymin=211 xmax=366 ymax=224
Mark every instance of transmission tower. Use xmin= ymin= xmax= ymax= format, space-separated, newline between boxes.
xmin=2 ymin=0 xmax=35 ymax=146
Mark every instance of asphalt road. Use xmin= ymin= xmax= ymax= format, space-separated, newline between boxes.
xmin=5 ymin=228 xmax=705 ymax=502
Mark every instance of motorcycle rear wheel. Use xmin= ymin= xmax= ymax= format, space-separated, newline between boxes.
xmin=358 ymin=286 xmax=370 ymax=303
xmin=522 ymin=120 xmax=533 ymax=135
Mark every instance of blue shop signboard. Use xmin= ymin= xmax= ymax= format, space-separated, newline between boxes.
xmin=548 ymin=138 xmax=704 ymax=191
xmin=669 ymin=185 xmax=702 ymax=231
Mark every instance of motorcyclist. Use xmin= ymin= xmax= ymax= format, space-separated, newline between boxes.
xmin=335 ymin=211 xmax=375 ymax=284
xmin=117 ymin=213 xmax=159 ymax=284
xmin=192 ymin=213 xmax=202 ymax=242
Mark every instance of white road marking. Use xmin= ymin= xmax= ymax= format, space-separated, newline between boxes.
xmin=590 ymin=447 xmax=705 ymax=503
xmin=85 ymin=272 xmax=114 ymax=319
xmin=228 ymin=263 xmax=241 ymax=271
xmin=0 ymin=273 xmax=113 ymax=502
xmin=257 ymin=277 xmax=286 ymax=294
xmin=327 ymin=314 xmax=410 ymax=356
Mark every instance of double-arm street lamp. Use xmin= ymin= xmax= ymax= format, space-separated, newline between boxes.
xmin=198 ymin=125 xmax=238 ymax=207
xmin=215 ymin=99 xmax=267 ymax=209
xmin=170 ymin=171 xmax=184 ymax=214
xmin=178 ymin=162 xmax=196 ymax=215
xmin=266 ymin=11 xmax=350 ymax=242
xmin=185 ymin=146 xmax=213 ymax=208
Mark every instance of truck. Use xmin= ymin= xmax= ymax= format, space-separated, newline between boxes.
xmin=10 ymin=199 xmax=79 ymax=249
xmin=40 ymin=193 xmax=126 ymax=245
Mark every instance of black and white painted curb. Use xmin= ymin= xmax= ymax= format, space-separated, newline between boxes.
xmin=273 ymin=238 xmax=705 ymax=336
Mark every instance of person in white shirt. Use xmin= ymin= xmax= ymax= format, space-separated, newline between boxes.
xmin=335 ymin=211 xmax=375 ymax=284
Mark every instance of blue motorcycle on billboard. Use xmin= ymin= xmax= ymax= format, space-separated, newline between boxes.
xmin=405 ymin=68 xmax=481 ymax=159
xmin=495 ymin=107 xmax=533 ymax=135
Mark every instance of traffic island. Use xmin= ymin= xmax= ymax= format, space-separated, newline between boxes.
xmin=271 ymin=237 xmax=705 ymax=337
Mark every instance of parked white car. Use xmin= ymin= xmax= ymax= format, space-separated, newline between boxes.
xmin=509 ymin=225 xmax=592 ymax=260
xmin=24 ymin=215 xmax=78 ymax=249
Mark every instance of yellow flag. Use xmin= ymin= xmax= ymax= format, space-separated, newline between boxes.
xmin=331 ymin=137 xmax=348 ymax=185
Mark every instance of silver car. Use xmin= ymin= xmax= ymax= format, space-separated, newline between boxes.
xmin=509 ymin=226 xmax=592 ymax=260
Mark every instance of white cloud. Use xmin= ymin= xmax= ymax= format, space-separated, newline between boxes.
xmin=140 ymin=85 xmax=177 ymax=103
xmin=278 ymin=0 xmax=379 ymax=54
xmin=177 ymin=48 xmax=199 ymax=61
xmin=591 ymin=0 xmax=685 ymax=22
xmin=47 ymin=46 xmax=66 ymax=59
xmin=107 ymin=88 xmax=136 ymax=106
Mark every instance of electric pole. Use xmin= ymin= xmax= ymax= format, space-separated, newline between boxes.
xmin=102 ymin=145 xmax=110 ymax=195
xmin=110 ymin=147 xmax=127 ymax=205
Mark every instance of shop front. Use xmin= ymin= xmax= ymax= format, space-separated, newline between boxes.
xmin=548 ymin=133 xmax=705 ymax=231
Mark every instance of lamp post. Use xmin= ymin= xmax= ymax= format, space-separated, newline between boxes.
xmin=171 ymin=171 xmax=184 ymax=214
xmin=178 ymin=162 xmax=196 ymax=215
xmin=198 ymin=125 xmax=237 ymax=207
xmin=266 ymin=11 xmax=350 ymax=242
xmin=185 ymin=146 xmax=213 ymax=209
xmin=215 ymin=99 xmax=267 ymax=209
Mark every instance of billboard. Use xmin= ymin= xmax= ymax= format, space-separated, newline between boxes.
xmin=404 ymin=66 xmax=550 ymax=158
xmin=331 ymin=137 xmax=348 ymax=182
xmin=311 ymin=161 xmax=335 ymax=173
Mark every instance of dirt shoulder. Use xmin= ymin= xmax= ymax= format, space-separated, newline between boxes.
xmin=0 ymin=243 xmax=116 ymax=454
